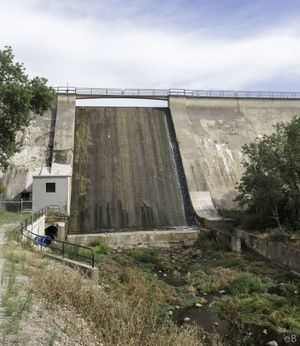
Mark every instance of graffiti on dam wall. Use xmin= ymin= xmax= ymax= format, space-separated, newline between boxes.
xmin=69 ymin=107 xmax=187 ymax=233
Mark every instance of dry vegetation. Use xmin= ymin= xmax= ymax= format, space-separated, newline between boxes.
xmin=1 ymin=241 xmax=203 ymax=346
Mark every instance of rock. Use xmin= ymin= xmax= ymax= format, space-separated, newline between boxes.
xmin=172 ymin=270 xmax=180 ymax=277
xmin=214 ymin=322 xmax=219 ymax=326
xmin=265 ymin=341 xmax=278 ymax=346
xmin=219 ymin=290 xmax=226 ymax=294
xmin=198 ymin=297 xmax=207 ymax=304
xmin=168 ymin=311 xmax=173 ymax=316
xmin=184 ymin=317 xmax=191 ymax=322
xmin=195 ymin=303 xmax=202 ymax=308
xmin=184 ymin=285 xmax=197 ymax=295
xmin=262 ymin=329 xmax=268 ymax=335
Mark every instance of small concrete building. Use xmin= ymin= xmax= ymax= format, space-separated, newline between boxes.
xmin=32 ymin=175 xmax=71 ymax=215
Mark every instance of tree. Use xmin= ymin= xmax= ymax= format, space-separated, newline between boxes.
xmin=235 ymin=117 xmax=300 ymax=230
xmin=0 ymin=46 xmax=55 ymax=169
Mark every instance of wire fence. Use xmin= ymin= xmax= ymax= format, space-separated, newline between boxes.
xmin=55 ymin=86 xmax=300 ymax=100
xmin=0 ymin=200 xmax=32 ymax=213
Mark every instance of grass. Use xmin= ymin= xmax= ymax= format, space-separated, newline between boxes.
xmin=279 ymin=281 xmax=299 ymax=296
xmin=1 ymin=245 xmax=33 ymax=336
xmin=194 ymin=233 xmax=230 ymax=253
xmin=1 ymin=241 xmax=204 ymax=345
xmin=228 ymin=272 xmax=267 ymax=295
xmin=30 ymin=262 xmax=202 ymax=346
xmin=5 ymin=226 xmax=22 ymax=242
xmin=184 ymin=267 xmax=238 ymax=294
xmin=2 ymin=226 xmax=299 ymax=343
xmin=0 ymin=210 xmax=26 ymax=226
xmin=214 ymin=294 xmax=300 ymax=335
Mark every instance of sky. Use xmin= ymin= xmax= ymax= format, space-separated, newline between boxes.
xmin=0 ymin=0 xmax=300 ymax=103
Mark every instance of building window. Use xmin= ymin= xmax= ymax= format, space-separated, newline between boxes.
xmin=21 ymin=192 xmax=31 ymax=201
xmin=46 ymin=182 xmax=56 ymax=193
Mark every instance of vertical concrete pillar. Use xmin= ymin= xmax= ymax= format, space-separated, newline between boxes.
xmin=51 ymin=94 xmax=76 ymax=172
xmin=56 ymin=222 xmax=67 ymax=241
xmin=51 ymin=94 xmax=76 ymax=215
xmin=230 ymin=234 xmax=241 ymax=252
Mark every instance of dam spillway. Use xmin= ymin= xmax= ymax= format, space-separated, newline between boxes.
xmin=2 ymin=89 xmax=300 ymax=235
xmin=70 ymin=106 xmax=189 ymax=233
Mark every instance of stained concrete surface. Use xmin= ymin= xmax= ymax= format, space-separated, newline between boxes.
xmin=169 ymin=97 xmax=300 ymax=212
xmin=70 ymin=107 xmax=187 ymax=233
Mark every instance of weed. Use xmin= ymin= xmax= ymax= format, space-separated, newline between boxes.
xmin=194 ymin=233 xmax=229 ymax=253
xmin=279 ymin=281 xmax=299 ymax=296
xmin=215 ymin=294 xmax=300 ymax=334
xmin=89 ymin=238 xmax=110 ymax=255
xmin=1 ymin=258 xmax=32 ymax=336
xmin=228 ymin=272 xmax=267 ymax=295
xmin=5 ymin=227 xmax=22 ymax=242
xmin=269 ymin=228 xmax=291 ymax=242
xmin=47 ymin=330 xmax=58 ymax=346
xmin=31 ymin=264 xmax=202 ymax=345
xmin=0 ymin=210 xmax=26 ymax=226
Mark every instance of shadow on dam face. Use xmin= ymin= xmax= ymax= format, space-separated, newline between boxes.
xmin=70 ymin=107 xmax=191 ymax=233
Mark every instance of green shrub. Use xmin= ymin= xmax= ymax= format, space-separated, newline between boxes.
xmin=88 ymin=239 xmax=110 ymax=254
xmin=228 ymin=272 xmax=267 ymax=295
xmin=269 ymin=228 xmax=291 ymax=242
xmin=132 ymin=249 xmax=156 ymax=264
xmin=194 ymin=233 xmax=229 ymax=252
xmin=280 ymin=281 xmax=298 ymax=296
xmin=240 ymin=213 xmax=273 ymax=230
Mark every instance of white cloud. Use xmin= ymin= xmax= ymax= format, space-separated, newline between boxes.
xmin=0 ymin=0 xmax=300 ymax=93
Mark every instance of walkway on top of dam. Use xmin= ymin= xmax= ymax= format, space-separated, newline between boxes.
xmin=55 ymin=87 xmax=300 ymax=101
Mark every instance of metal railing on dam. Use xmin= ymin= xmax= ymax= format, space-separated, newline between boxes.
xmin=55 ymin=86 xmax=300 ymax=100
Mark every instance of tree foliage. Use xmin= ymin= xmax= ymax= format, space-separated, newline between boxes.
xmin=0 ymin=46 xmax=55 ymax=169
xmin=236 ymin=117 xmax=300 ymax=230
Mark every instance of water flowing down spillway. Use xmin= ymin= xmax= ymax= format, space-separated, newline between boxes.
xmin=70 ymin=107 xmax=190 ymax=233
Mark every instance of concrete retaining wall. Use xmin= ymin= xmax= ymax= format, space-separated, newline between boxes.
xmin=68 ymin=228 xmax=199 ymax=248
xmin=240 ymin=231 xmax=300 ymax=275
xmin=25 ymin=215 xmax=46 ymax=238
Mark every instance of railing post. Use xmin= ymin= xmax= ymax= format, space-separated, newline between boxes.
xmin=62 ymin=242 xmax=65 ymax=258
xmin=91 ymin=251 xmax=94 ymax=268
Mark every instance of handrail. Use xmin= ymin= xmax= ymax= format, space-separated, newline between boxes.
xmin=55 ymin=86 xmax=300 ymax=100
xmin=22 ymin=227 xmax=95 ymax=267
xmin=20 ymin=205 xmax=95 ymax=267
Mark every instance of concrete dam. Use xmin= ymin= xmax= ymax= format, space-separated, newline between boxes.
xmin=2 ymin=88 xmax=300 ymax=236
xmin=70 ymin=107 xmax=192 ymax=233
